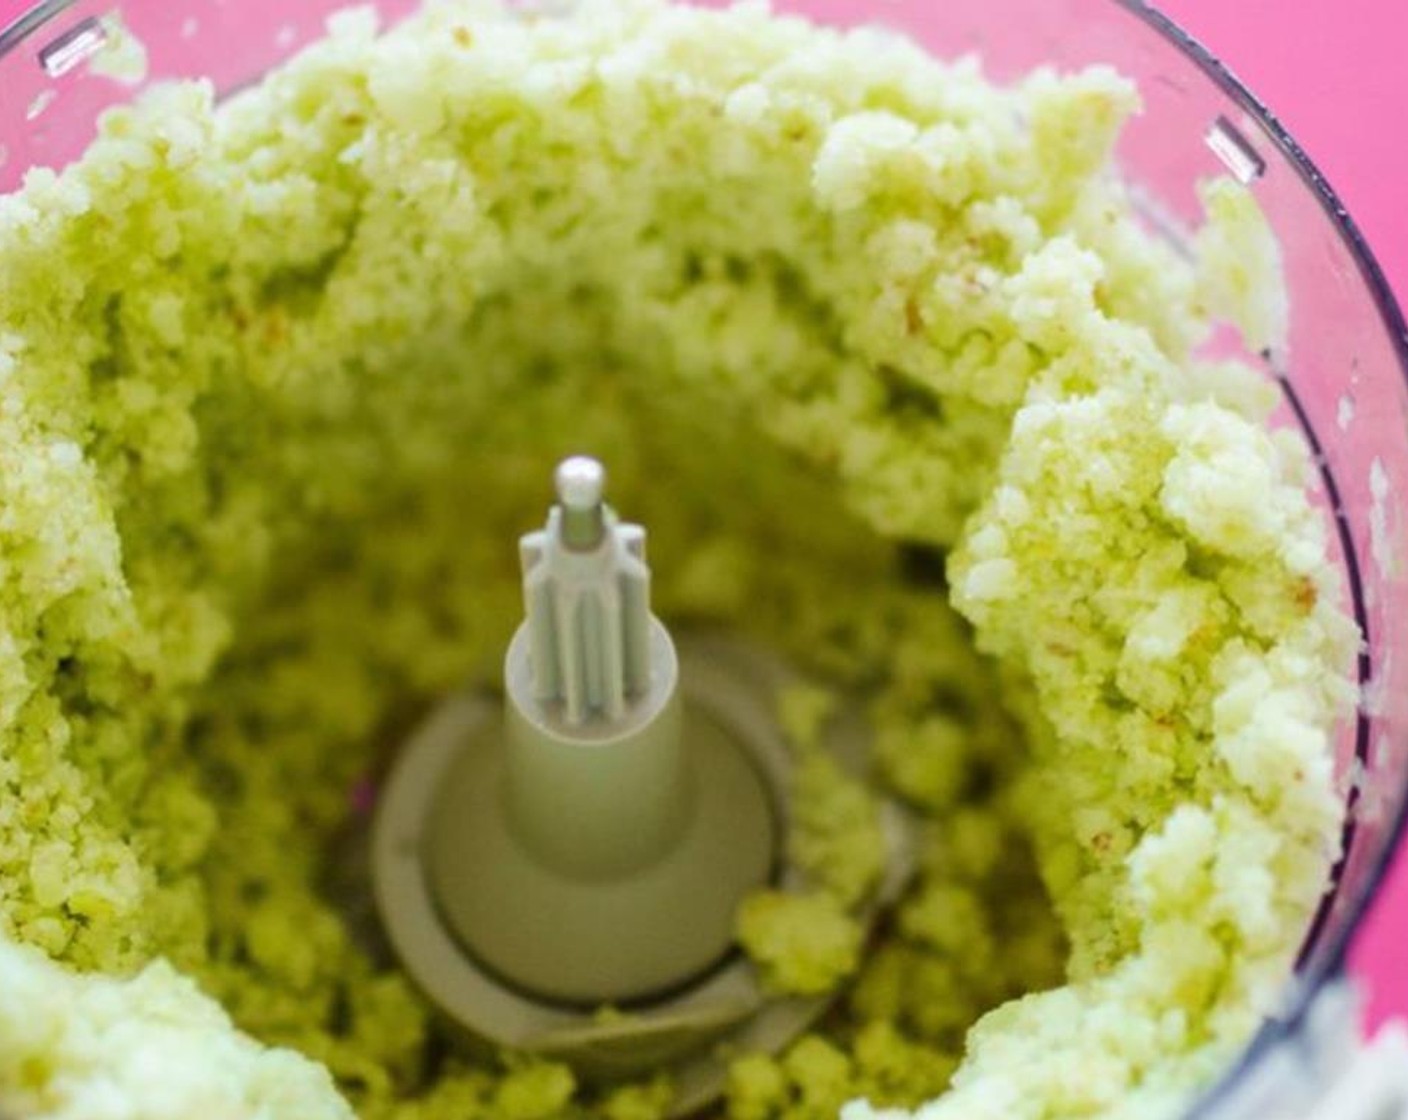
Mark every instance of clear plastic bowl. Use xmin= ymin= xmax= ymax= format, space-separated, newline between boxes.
xmin=2 ymin=1 xmax=1405 ymax=1115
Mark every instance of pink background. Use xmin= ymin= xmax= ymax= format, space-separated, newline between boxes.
xmin=0 ymin=0 xmax=1403 ymax=1032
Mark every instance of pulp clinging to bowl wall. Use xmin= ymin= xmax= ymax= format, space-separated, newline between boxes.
xmin=0 ymin=2 xmax=1357 ymax=1119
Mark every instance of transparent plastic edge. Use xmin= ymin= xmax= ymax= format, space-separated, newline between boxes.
xmin=0 ymin=0 xmax=78 ymax=58
xmin=1114 ymin=0 xmax=1408 ymax=1114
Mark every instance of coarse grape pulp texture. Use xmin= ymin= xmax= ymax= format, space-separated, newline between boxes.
xmin=0 ymin=5 xmax=1352 ymax=1120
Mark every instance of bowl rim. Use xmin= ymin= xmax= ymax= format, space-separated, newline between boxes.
xmin=0 ymin=0 xmax=78 ymax=57
xmin=1116 ymin=0 xmax=1408 ymax=1108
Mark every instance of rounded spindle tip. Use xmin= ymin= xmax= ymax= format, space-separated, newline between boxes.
xmin=556 ymin=456 xmax=605 ymax=511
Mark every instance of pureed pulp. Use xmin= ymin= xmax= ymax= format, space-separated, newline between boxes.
xmin=0 ymin=3 xmax=1354 ymax=1119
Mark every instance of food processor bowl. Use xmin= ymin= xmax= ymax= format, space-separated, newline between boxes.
xmin=1 ymin=1 xmax=1406 ymax=1117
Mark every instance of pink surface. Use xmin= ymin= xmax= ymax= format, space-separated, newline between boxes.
xmin=0 ymin=0 xmax=1403 ymax=1030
